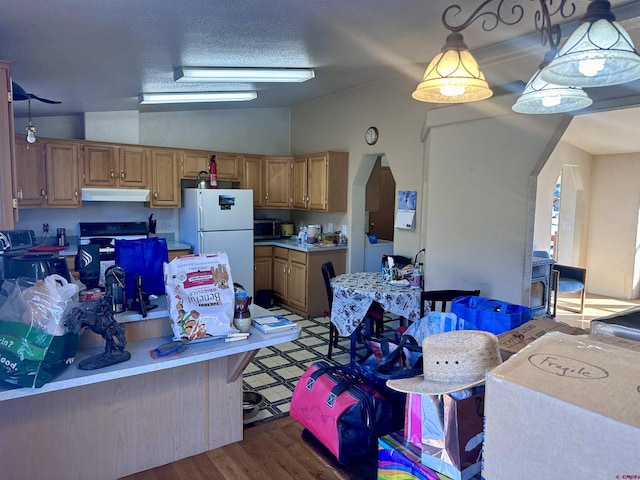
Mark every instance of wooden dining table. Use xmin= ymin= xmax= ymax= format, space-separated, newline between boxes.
xmin=330 ymin=271 xmax=423 ymax=337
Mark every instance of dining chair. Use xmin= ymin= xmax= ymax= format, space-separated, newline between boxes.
xmin=321 ymin=261 xmax=384 ymax=359
xmin=420 ymin=289 xmax=481 ymax=317
xmin=533 ymin=250 xmax=587 ymax=316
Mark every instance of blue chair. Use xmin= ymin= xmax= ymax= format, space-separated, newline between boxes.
xmin=533 ymin=250 xmax=586 ymax=316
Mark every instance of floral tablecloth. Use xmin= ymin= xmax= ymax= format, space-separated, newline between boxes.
xmin=330 ymin=272 xmax=422 ymax=337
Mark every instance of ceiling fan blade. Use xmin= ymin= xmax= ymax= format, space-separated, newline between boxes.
xmin=30 ymin=94 xmax=62 ymax=104
xmin=11 ymin=81 xmax=29 ymax=101
xmin=11 ymin=81 xmax=61 ymax=104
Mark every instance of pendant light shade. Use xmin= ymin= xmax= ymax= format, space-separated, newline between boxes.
xmin=512 ymin=67 xmax=593 ymax=114
xmin=540 ymin=1 xmax=640 ymax=87
xmin=412 ymin=32 xmax=493 ymax=103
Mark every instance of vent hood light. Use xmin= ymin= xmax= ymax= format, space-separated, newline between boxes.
xmin=81 ymin=188 xmax=150 ymax=202
xmin=174 ymin=67 xmax=315 ymax=83
xmin=138 ymin=91 xmax=257 ymax=104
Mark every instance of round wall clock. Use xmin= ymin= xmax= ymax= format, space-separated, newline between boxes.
xmin=365 ymin=126 xmax=379 ymax=145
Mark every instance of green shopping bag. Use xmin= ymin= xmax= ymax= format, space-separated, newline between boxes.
xmin=0 ymin=320 xmax=78 ymax=388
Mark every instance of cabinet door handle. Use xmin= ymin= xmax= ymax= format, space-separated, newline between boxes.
xmin=110 ymin=168 xmax=115 ymax=178
xmin=74 ymin=189 xmax=78 ymax=199
xmin=17 ymin=188 xmax=23 ymax=200
xmin=154 ymin=191 xmax=158 ymax=199
xmin=41 ymin=188 xmax=46 ymax=197
xmin=120 ymin=170 xmax=125 ymax=179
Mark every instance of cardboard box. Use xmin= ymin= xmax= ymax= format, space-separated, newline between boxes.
xmin=497 ymin=317 xmax=586 ymax=359
xmin=378 ymin=431 xmax=482 ymax=480
xmin=483 ymin=332 xmax=640 ymax=480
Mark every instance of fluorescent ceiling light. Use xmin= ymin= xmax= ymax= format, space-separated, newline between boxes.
xmin=174 ymin=67 xmax=315 ymax=83
xmin=139 ymin=91 xmax=257 ymax=104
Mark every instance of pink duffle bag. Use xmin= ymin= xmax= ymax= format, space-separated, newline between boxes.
xmin=290 ymin=361 xmax=395 ymax=464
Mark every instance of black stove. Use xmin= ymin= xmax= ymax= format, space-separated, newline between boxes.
xmin=78 ymin=222 xmax=149 ymax=286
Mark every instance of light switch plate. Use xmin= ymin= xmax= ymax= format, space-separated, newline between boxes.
xmin=327 ymin=222 xmax=333 ymax=233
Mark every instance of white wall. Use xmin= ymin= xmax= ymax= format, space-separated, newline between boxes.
xmin=423 ymin=96 xmax=568 ymax=305
xmin=291 ymin=75 xmax=428 ymax=272
xmin=588 ymin=152 xmax=640 ymax=299
xmin=533 ymin=140 xmax=593 ymax=260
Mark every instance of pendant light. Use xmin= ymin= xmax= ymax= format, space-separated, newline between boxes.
xmin=412 ymin=32 xmax=493 ymax=103
xmin=25 ymin=99 xmax=37 ymax=144
xmin=512 ymin=66 xmax=592 ymax=114
xmin=540 ymin=0 xmax=640 ymax=87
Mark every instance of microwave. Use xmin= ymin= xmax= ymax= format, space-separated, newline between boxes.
xmin=254 ymin=219 xmax=281 ymax=240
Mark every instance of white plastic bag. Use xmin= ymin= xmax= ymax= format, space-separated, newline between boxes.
xmin=0 ymin=275 xmax=79 ymax=336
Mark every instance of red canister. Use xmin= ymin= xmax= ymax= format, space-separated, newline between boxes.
xmin=80 ymin=288 xmax=103 ymax=302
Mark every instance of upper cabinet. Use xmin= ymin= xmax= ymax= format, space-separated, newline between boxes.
xmin=0 ymin=61 xmax=16 ymax=229
xmin=45 ymin=140 xmax=82 ymax=207
xmin=14 ymin=136 xmax=82 ymax=208
xmin=181 ymin=150 xmax=242 ymax=183
xmin=264 ymin=156 xmax=292 ymax=208
xmin=149 ymin=148 xmax=181 ymax=208
xmin=82 ymin=142 xmax=147 ymax=188
xmin=242 ymin=154 xmax=265 ymax=207
xmin=14 ymin=137 xmax=46 ymax=208
xmin=292 ymin=152 xmax=348 ymax=212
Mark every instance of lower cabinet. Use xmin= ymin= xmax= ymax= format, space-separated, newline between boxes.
xmin=272 ymin=246 xmax=346 ymax=317
xmin=253 ymin=245 xmax=273 ymax=293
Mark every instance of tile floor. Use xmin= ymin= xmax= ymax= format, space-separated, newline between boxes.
xmin=243 ymin=294 xmax=640 ymax=426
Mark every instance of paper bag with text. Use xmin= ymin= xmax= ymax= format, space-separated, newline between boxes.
xmin=164 ymin=253 xmax=237 ymax=342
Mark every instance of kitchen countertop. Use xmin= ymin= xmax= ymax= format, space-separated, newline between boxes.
xmin=255 ymin=238 xmax=348 ymax=252
xmin=59 ymin=240 xmax=192 ymax=257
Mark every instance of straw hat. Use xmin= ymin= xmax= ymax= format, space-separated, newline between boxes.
xmin=386 ymin=330 xmax=502 ymax=395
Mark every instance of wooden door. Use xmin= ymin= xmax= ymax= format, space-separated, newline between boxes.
xmin=82 ymin=144 xmax=117 ymax=187
xmin=368 ymin=166 xmax=395 ymax=241
xmin=288 ymin=259 xmax=307 ymax=311
xmin=14 ymin=138 xmax=46 ymax=207
xmin=181 ymin=151 xmax=208 ymax=179
xmin=0 ymin=61 xmax=16 ymax=229
xmin=264 ymin=156 xmax=291 ymax=208
xmin=307 ymin=154 xmax=328 ymax=211
xmin=273 ymin=256 xmax=288 ymax=301
xmin=242 ymin=155 xmax=264 ymax=207
xmin=150 ymin=149 xmax=180 ymax=207
xmin=292 ymin=156 xmax=308 ymax=209
xmin=215 ymin=152 xmax=242 ymax=182
xmin=45 ymin=141 xmax=81 ymax=207
xmin=119 ymin=146 xmax=147 ymax=188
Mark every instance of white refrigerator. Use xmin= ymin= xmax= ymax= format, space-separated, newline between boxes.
xmin=179 ymin=189 xmax=254 ymax=296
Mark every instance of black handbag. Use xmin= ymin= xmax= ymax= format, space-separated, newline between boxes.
xmin=374 ymin=334 xmax=423 ymax=380
xmin=290 ymin=361 xmax=395 ymax=465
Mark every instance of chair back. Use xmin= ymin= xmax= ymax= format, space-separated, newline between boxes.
xmin=420 ymin=289 xmax=481 ymax=316
xmin=381 ymin=254 xmax=412 ymax=270
xmin=321 ymin=261 xmax=336 ymax=309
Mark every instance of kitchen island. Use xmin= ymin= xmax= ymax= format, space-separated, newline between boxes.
xmin=0 ymin=304 xmax=299 ymax=480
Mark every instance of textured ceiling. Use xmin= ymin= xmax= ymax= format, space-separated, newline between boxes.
xmin=2 ymin=0 xmax=640 ymax=153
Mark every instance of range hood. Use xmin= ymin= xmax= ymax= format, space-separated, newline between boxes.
xmin=81 ymin=188 xmax=150 ymax=202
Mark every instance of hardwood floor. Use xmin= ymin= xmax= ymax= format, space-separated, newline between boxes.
xmin=120 ymin=416 xmax=347 ymax=480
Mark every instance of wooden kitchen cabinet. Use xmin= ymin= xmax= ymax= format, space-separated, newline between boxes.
xmin=254 ymin=245 xmax=273 ymax=292
xmin=181 ymin=150 xmax=242 ymax=182
xmin=149 ymin=148 xmax=181 ymax=208
xmin=242 ymin=154 xmax=264 ymax=207
xmin=214 ymin=152 xmax=242 ymax=182
xmin=82 ymin=142 xmax=147 ymax=188
xmin=264 ymin=156 xmax=292 ymax=208
xmin=0 ymin=61 xmax=16 ymax=230
xmin=292 ymin=152 xmax=348 ymax=212
xmin=272 ymin=245 xmax=346 ymax=317
xmin=273 ymin=247 xmax=302 ymax=310
xmin=14 ymin=137 xmax=46 ymax=208
xmin=45 ymin=140 xmax=82 ymax=207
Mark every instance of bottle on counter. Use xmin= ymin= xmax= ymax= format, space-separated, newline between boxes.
xmin=209 ymin=155 xmax=218 ymax=189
